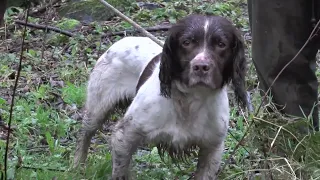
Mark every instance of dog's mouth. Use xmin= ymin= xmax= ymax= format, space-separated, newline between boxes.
xmin=188 ymin=78 xmax=219 ymax=89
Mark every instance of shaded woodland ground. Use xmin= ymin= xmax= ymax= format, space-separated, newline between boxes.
xmin=1 ymin=0 xmax=320 ymax=179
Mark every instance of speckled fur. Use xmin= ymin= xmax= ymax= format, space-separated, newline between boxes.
xmin=74 ymin=14 xmax=247 ymax=180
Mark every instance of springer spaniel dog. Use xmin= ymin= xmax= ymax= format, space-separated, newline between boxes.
xmin=74 ymin=14 xmax=248 ymax=180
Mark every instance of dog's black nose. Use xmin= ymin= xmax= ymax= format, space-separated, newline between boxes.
xmin=193 ymin=63 xmax=210 ymax=72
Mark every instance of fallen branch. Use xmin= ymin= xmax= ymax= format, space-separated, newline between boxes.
xmin=14 ymin=20 xmax=75 ymax=37
xmin=20 ymin=166 xmax=66 ymax=172
xmin=14 ymin=20 xmax=171 ymax=39
xmin=29 ymin=0 xmax=61 ymax=15
xmin=98 ymin=0 xmax=164 ymax=47
xmin=102 ymin=24 xmax=172 ymax=37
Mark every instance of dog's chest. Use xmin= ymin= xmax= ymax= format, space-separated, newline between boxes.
xmin=146 ymin=94 xmax=229 ymax=146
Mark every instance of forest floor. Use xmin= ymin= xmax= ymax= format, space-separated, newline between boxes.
xmin=1 ymin=0 xmax=320 ymax=179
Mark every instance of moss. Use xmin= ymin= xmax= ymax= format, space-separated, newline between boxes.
xmin=56 ymin=18 xmax=81 ymax=30
xmin=58 ymin=0 xmax=133 ymax=23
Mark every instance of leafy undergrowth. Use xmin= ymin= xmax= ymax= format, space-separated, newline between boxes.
xmin=1 ymin=0 xmax=320 ymax=179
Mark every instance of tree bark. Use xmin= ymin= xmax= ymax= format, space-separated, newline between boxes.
xmin=0 ymin=0 xmax=7 ymax=26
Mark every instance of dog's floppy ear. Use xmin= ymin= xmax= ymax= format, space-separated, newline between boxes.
xmin=159 ymin=32 xmax=181 ymax=98
xmin=231 ymin=31 xmax=248 ymax=109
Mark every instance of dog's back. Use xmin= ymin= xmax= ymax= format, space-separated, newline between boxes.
xmin=86 ymin=36 xmax=162 ymax=119
xmin=73 ymin=36 xmax=162 ymax=167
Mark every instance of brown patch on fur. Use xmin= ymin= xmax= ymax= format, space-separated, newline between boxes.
xmin=135 ymin=53 xmax=161 ymax=93
xmin=158 ymin=14 xmax=248 ymax=109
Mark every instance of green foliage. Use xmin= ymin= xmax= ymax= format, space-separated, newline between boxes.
xmin=56 ymin=18 xmax=81 ymax=31
xmin=61 ymin=82 xmax=86 ymax=107
xmin=4 ymin=7 xmax=24 ymax=23
xmin=194 ymin=1 xmax=248 ymax=28
xmin=132 ymin=1 xmax=188 ymax=24
xmin=1 ymin=0 xmax=319 ymax=179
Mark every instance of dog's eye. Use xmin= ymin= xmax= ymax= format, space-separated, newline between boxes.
xmin=182 ymin=39 xmax=191 ymax=47
xmin=218 ymin=42 xmax=226 ymax=48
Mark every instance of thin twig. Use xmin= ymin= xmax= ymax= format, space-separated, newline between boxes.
xmin=15 ymin=20 xmax=75 ymax=37
xmin=20 ymin=166 xmax=66 ymax=172
xmin=97 ymin=0 xmax=164 ymax=47
xmin=227 ymin=129 xmax=250 ymax=154
xmin=4 ymin=5 xmax=30 ymax=180
xmin=102 ymin=25 xmax=172 ymax=37
xmin=253 ymin=117 xmax=302 ymax=145
xmin=218 ymin=18 xmax=320 ymax=176
xmin=269 ymin=126 xmax=282 ymax=152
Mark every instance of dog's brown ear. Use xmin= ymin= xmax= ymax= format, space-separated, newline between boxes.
xmin=159 ymin=35 xmax=177 ymax=98
xmin=231 ymin=31 xmax=248 ymax=109
xmin=159 ymin=39 xmax=173 ymax=98
xmin=159 ymin=28 xmax=183 ymax=98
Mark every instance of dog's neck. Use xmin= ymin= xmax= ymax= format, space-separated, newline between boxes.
xmin=170 ymin=80 xmax=225 ymax=100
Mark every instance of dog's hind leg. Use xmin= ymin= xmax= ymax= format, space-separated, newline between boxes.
xmin=73 ymin=60 xmax=136 ymax=168
xmin=73 ymin=112 xmax=107 ymax=168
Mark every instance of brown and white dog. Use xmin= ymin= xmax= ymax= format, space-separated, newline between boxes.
xmin=74 ymin=14 xmax=248 ymax=180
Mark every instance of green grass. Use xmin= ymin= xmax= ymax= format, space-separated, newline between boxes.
xmin=61 ymin=82 xmax=86 ymax=107
xmin=1 ymin=0 xmax=320 ymax=179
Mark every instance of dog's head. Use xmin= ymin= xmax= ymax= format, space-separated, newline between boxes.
xmin=159 ymin=14 xmax=248 ymax=108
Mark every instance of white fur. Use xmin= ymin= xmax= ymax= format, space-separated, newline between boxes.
xmin=203 ymin=19 xmax=209 ymax=51
xmin=74 ymin=36 xmax=230 ymax=180
xmin=129 ymin=63 xmax=229 ymax=146
xmin=86 ymin=37 xmax=162 ymax=121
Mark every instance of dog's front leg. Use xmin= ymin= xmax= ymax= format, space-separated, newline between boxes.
xmin=111 ymin=117 xmax=144 ymax=180
xmin=194 ymin=142 xmax=224 ymax=180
